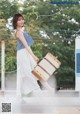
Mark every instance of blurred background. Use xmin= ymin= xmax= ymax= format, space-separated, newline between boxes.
xmin=0 ymin=0 xmax=80 ymax=90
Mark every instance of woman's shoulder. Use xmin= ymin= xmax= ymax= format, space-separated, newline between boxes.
xmin=16 ymin=29 xmax=24 ymax=33
xmin=15 ymin=29 xmax=24 ymax=38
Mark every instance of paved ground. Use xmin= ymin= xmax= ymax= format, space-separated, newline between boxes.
xmin=0 ymin=74 xmax=80 ymax=113
xmin=0 ymin=90 xmax=80 ymax=114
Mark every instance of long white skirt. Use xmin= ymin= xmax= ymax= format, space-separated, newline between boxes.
xmin=16 ymin=48 xmax=40 ymax=97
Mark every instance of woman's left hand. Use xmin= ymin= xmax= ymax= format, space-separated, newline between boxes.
xmin=33 ymin=55 xmax=40 ymax=63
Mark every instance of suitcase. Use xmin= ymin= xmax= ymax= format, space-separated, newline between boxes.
xmin=32 ymin=52 xmax=61 ymax=81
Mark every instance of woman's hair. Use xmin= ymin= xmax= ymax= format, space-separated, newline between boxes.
xmin=12 ymin=13 xmax=24 ymax=29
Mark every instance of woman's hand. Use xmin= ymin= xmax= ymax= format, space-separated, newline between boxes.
xmin=33 ymin=55 xmax=40 ymax=63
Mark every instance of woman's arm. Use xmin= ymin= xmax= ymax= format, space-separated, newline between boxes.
xmin=16 ymin=31 xmax=39 ymax=62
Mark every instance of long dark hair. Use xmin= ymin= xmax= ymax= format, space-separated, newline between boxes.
xmin=12 ymin=13 xmax=24 ymax=29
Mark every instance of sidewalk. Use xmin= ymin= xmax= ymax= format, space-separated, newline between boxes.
xmin=0 ymin=90 xmax=80 ymax=113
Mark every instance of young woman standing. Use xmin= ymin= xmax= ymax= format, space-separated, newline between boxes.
xmin=12 ymin=13 xmax=54 ymax=97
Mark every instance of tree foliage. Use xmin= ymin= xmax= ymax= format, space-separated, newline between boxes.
xmin=0 ymin=0 xmax=79 ymax=88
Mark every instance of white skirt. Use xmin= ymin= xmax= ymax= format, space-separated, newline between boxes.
xmin=16 ymin=48 xmax=40 ymax=97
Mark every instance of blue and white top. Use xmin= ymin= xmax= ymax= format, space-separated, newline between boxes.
xmin=16 ymin=31 xmax=34 ymax=51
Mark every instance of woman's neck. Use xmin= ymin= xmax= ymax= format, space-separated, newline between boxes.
xmin=16 ymin=27 xmax=24 ymax=31
xmin=16 ymin=27 xmax=22 ymax=31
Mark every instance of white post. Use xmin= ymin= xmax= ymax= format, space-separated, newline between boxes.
xmin=1 ymin=40 xmax=5 ymax=91
xmin=75 ymin=37 xmax=80 ymax=93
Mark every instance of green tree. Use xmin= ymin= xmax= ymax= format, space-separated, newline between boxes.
xmin=0 ymin=0 xmax=79 ymax=89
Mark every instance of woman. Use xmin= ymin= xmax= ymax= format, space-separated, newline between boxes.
xmin=12 ymin=13 xmax=54 ymax=97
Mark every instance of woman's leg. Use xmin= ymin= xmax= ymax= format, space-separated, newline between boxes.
xmin=39 ymin=80 xmax=55 ymax=90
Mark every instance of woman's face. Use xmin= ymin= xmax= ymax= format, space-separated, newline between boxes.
xmin=17 ymin=16 xmax=24 ymax=28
